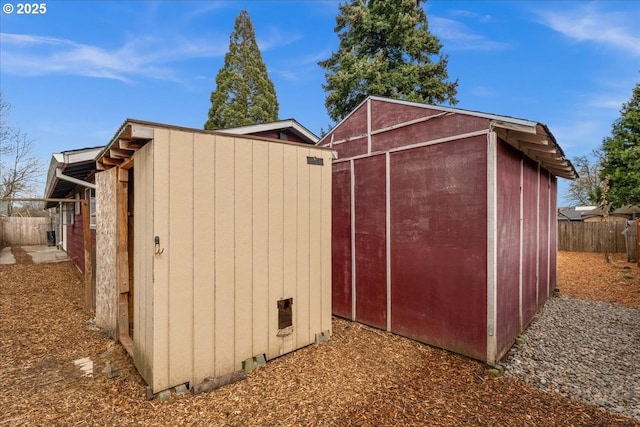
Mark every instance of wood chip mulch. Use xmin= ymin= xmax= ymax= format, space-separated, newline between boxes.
xmin=557 ymin=251 xmax=640 ymax=308
xmin=1 ymin=246 xmax=638 ymax=426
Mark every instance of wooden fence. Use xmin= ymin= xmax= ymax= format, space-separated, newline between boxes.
xmin=0 ymin=217 xmax=52 ymax=245
xmin=557 ymin=220 xmax=629 ymax=252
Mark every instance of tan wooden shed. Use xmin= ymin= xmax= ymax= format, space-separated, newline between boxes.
xmin=94 ymin=119 xmax=333 ymax=394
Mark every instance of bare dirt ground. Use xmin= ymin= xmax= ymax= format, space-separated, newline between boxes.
xmin=1 ymin=246 xmax=638 ymax=426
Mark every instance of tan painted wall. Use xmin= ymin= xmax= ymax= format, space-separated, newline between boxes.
xmin=133 ymin=129 xmax=333 ymax=393
xmin=95 ymin=168 xmax=118 ymax=338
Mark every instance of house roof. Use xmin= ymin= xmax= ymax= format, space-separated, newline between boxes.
xmin=319 ymin=96 xmax=578 ymax=180
xmin=43 ymin=146 xmax=103 ymax=209
xmin=557 ymin=205 xmax=640 ymax=221
xmin=96 ymin=118 xmax=331 ymax=170
xmin=557 ymin=206 xmax=598 ymax=221
xmin=219 ymin=119 xmax=319 ymax=144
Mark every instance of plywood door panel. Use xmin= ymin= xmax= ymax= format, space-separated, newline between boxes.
xmin=495 ymin=140 xmax=521 ymax=357
xmin=549 ymin=176 xmax=558 ymax=292
xmin=95 ymin=168 xmax=118 ymax=339
xmin=320 ymin=151 xmax=333 ymax=335
xmin=308 ymin=149 xmax=323 ymax=338
xmin=390 ymin=136 xmax=488 ymax=361
xmin=354 ymin=155 xmax=387 ymax=329
xmin=192 ymin=133 xmax=216 ymax=385
xmin=131 ymin=142 xmax=154 ymax=385
xmin=151 ymin=131 xmax=171 ymax=392
xmin=282 ymin=144 xmax=299 ymax=354
xmin=295 ymin=148 xmax=311 ymax=346
xmin=521 ymin=157 xmax=538 ymax=330
xmin=268 ymin=143 xmax=285 ymax=358
xmin=537 ymin=169 xmax=550 ymax=307
xmin=331 ymin=162 xmax=352 ymax=319
xmin=252 ymin=142 xmax=270 ymax=357
xmin=234 ymin=138 xmax=255 ymax=365
xmin=167 ymin=130 xmax=195 ymax=386
xmin=214 ymin=136 xmax=236 ymax=375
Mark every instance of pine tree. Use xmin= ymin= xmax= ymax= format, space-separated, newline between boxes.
xmin=204 ymin=10 xmax=279 ymax=130
xmin=600 ymin=83 xmax=640 ymax=208
xmin=319 ymin=0 xmax=458 ymax=123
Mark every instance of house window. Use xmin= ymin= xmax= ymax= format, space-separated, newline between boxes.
xmin=64 ymin=202 xmax=74 ymax=225
xmin=85 ymin=188 xmax=96 ymax=228
xmin=75 ymin=193 xmax=81 ymax=215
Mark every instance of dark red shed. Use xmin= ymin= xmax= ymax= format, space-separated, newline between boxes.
xmin=320 ymin=96 xmax=577 ymax=364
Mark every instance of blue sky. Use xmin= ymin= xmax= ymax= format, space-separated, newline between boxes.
xmin=1 ymin=0 xmax=639 ymax=203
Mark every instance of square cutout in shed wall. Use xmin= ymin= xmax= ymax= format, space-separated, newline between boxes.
xmin=277 ymin=298 xmax=293 ymax=330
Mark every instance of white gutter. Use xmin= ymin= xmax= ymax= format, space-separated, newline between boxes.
xmin=55 ymin=168 xmax=96 ymax=189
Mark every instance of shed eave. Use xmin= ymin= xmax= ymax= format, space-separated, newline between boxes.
xmin=492 ymin=122 xmax=578 ymax=181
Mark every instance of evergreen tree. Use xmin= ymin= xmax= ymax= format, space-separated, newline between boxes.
xmin=205 ymin=10 xmax=279 ymax=130
xmin=319 ymin=0 xmax=458 ymax=123
xmin=600 ymin=83 xmax=640 ymax=208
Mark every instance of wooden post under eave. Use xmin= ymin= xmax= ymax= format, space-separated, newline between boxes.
xmin=81 ymin=199 xmax=94 ymax=311
xmin=117 ymin=171 xmax=134 ymax=356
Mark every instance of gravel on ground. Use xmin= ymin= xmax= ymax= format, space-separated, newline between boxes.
xmin=502 ymin=251 xmax=640 ymax=422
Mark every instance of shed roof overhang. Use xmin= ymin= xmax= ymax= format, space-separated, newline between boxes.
xmin=491 ymin=121 xmax=578 ymax=180
xmin=97 ymin=119 xmax=335 ymax=171
xmin=44 ymin=146 xmax=104 ymax=209
xmin=96 ymin=120 xmax=154 ymax=171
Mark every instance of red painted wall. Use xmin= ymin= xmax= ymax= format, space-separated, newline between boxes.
xmin=68 ymin=207 xmax=96 ymax=273
xmin=332 ymin=161 xmax=352 ymax=319
xmin=325 ymin=97 xmax=561 ymax=364
xmin=390 ymin=136 xmax=488 ymax=361
xmin=549 ymin=176 xmax=558 ymax=290
xmin=522 ymin=157 xmax=538 ymax=329
xmin=372 ymin=110 xmax=488 ymax=153
xmin=496 ymin=140 xmax=521 ymax=358
xmin=354 ymin=155 xmax=387 ymax=329
xmin=538 ymin=169 xmax=550 ymax=306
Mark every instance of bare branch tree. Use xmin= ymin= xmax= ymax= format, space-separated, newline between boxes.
xmin=0 ymin=92 xmax=45 ymax=215
xmin=0 ymin=92 xmax=13 ymax=157
xmin=564 ymin=152 xmax=603 ymax=206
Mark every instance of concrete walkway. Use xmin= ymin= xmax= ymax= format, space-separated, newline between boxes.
xmin=0 ymin=247 xmax=16 ymax=264
xmin=0 ymin=245 xmax=69 ymax=265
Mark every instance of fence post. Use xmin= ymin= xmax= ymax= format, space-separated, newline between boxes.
xmin=637 ymin=219 xmax=640 ymax=267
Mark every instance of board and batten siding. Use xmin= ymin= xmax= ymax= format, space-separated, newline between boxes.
xmin=133 ymin=128 xmax=332 ymax=393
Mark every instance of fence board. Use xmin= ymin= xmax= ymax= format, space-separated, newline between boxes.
xmin=0 ymin=217 xmax=51 ymax=245
xmin=557 ymin=221 xmax=627 ymax=252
